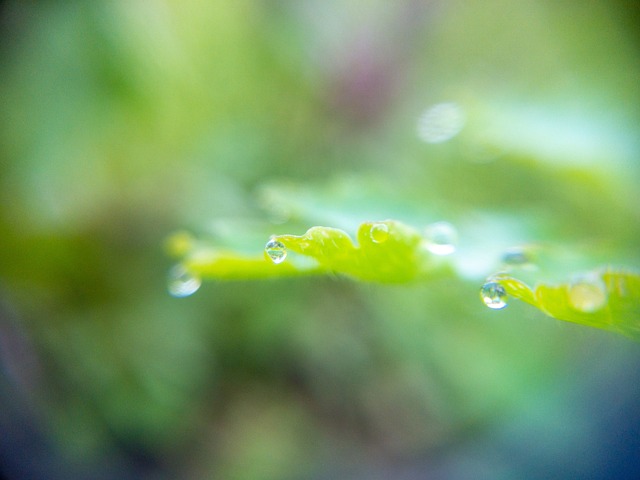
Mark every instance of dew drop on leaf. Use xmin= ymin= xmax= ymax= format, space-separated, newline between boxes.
xmin=265 ymin=239 xmax=287 ymax=264
xmin=424 ymin=221 xmax=457 ymax=255
xmin=168 ymin=265 xmax=201 ymax=297
xmin=370 ymin=223 xmax=389 ymax=243
xmin=568 ymin=276 xmax=607 ymax=312
xmin=480 ymin=281 xmax=508 ymax=309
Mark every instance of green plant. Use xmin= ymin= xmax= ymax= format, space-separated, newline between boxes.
xmin=168 ymin=206 xmax=640 ymax=341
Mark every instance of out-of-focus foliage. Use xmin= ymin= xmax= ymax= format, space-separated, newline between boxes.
xmin=1 ymin=1 xmax=640 ymax=479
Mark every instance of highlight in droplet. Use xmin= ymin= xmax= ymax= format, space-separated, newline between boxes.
xmin=265 ymin=239 xmax=287 ymax=264
xmin=480 ymin=281 xmax=508 ymax=309
xmin=167 ymin=265 xmax=201 ymax=298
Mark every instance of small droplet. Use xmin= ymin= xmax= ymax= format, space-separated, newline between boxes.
xmin=480 ymin=282 xmax=508 ymax=309
xmin=502 ymin=247 xmax=531 ymax=267
xmin=424 ymin=221 xmax=457 ymax=255
xmin=168 ymin=265 xmax=201 ymax=298
xmin=370 ymin=223 xmax=389 ymax=243
xmin=265 ymin=239 xmax=287 ymax=264
xmin=417 ymin=102 xmax=466 ymax=144
xmin=568 ymin=276 xmax=607 ymax=313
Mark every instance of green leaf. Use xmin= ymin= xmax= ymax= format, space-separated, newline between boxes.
xmin=168 ymin=220 xmax=452 ymax=284
xmin=496 ymin=270 xmax=640 ymax=340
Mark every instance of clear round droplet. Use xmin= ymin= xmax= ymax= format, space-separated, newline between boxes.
xmin=480 ymin=282 xmax=508 ymax=310
xmin=370 ymin=223 xmax=389 ymax=243
xmin=417 ymin=102 xmax=466 ymax=144
xmin=568 ymin=276 xmax=607 ymax=313
xmin=265 ymin=239 xmax=287 ymax=264
xmin=168 ymin=265 xmax=201 ymax=298
xmin=424 ymin=221 xmax=457 ymax=255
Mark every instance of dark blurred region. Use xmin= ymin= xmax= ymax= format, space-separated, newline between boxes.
xmin=1 ymin=1 xmax=640 ymax=479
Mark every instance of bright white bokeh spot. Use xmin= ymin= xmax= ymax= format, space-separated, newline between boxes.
xmin=417 ymin=102 xmax=466 ymax=143
xmin=424 ymin=221 xmax=458 ymax=255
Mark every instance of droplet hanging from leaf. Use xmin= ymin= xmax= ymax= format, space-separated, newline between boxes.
xmin=265 ymin=239 xmax=287 ymax=264
xmin=168 ymin=265 xmax=201 ymax=298
xmin=480 ymin=281 xmax=508 ymax=309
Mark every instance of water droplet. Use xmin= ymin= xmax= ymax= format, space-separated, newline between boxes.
xmin=370 ymin=223 xmax=389 ymax=243
xmin=424 ymin=221 xmax=457 ymax=255
xmin=502 ymin=247 xmax=531 ymax=267
xmin=168 ymin=265 xmax=201 ymax=298
xmin=480 ymin=282 xmax=508 ymax=309
xmin=568 ymin=276 xmax=607 ymax=312
xmin=265 ymin=239 xmax=287 ymax=264
xmin=417 ymin=102 xmax=466 ymax=144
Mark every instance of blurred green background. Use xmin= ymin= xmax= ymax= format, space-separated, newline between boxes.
xmin=1 ymin=1 xmax=640 ymax=479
